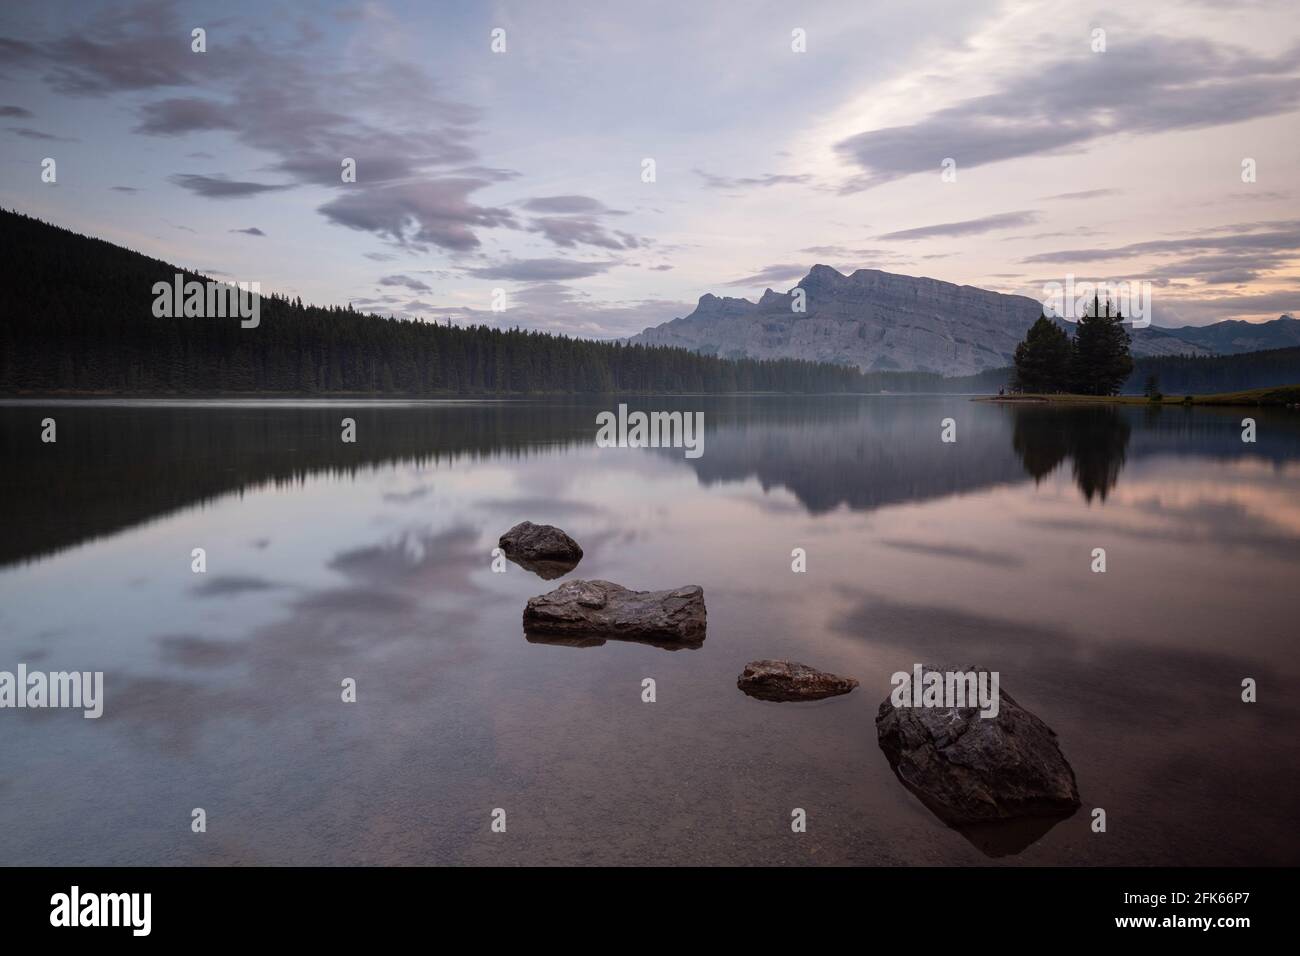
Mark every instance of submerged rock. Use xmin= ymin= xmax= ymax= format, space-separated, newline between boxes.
xmin=523 ymin=579 xmax=706 ymax=645
xmin=498 ymin=522 xmax=583 ymax=579
xmin=737 ymin=660 xmax=858 ymax=702
xmin=875 ymin=665 xmax=1080 ymax=827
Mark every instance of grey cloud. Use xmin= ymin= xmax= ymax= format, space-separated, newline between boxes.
xmin=5 ymin=1 xmax=515 ymax=253
xmin=170 ymin=173 xmax=294 ymax=199
xmin=0 ymin=105 xmax=33 ymax=117
xmin=836 ymin=36 xmax=1300 ymax=190
xmin=134 ymin=97 xmax=240 ymax=135
xmin=879 ymin=210 xmax=1038 ymax=241
xmin=1022 ymin=220 xmax=1300 ymax=265
xmin=1152 ymin=287 xmax=1300 ymax=325
xmin=318 ymin=179 xmax=516 ymax=251
xmin=1159 ymin=252 xmax=1292 ymax=285
xmin=6 ymin=127 xmax=75 ymax=141
xmin=521 ymin=195 xmax=621 ymax=215
xmin=529 ymin=215 xmax=640 ymax=250
xmin=695 ymin=169 xmax=813 ymax=189
xmin=378 ymin=274 xmax=432 ymax=292
xmin=518 ymin=194 xmax=645 ymax=251
xmin=420 ymin=281 xmax=689 ymax=337
xmin=465 ymin=258 xmax=618 ymax=281
xmin=231 ymin=227 xmax=266 ymax=236
xmin=723 ymin=264 xmax=809 ymax=287
xmin=111 ymin=185 xmax=139 ymax=193
xmin=1041 ymin=189 xmax=1122 ymax=201
xmin=0 ymin=2 xmax=205 ymax=96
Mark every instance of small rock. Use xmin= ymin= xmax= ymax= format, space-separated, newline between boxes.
xmin=737 ymin=660 xmax=859 ymax=701
xmin=875 ymin=664 xmax=1081 ymax=826
xmin=498 ymin=521 xmax=583 ymax=579
xmin=523 ymin=579 xmax=705 ymax=645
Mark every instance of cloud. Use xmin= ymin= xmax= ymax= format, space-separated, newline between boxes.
xmin=3 ymin=0 xmax=518 ymax=254
xmin=879 ymin=211 xmax=1038 ymax=241
xmin=134 ymin=97 xmax=240 ymax=135
xmin=1041 ymin=189 xmax=1122 ymax=201
xmin=0 ymin=105 xmax=33 ymax=117
xmin=528 ymin=215 xmax=642 ymax=250
xmin=0 ymin=2 xmax=205 ymax=96
xmin=436 ymin=280 xmax=690 ymax=337
xmin=520 ymin=195 xmax=621 ymax=215
xmin=723 ymin=264 xmax=809 ymax=287
xmin=6 ymin=126 xmax=75 ymax=141
xmin=1021 ymin=220 xmax=1300 ymax=271
xmin=465 ymin=258 xmax=618 ymax=281
xmin=835 ymin=36 xmax=1300 ymax=190
xmin=111 ymin=185 xmax=139 ymax=193
xmin=516 ymin=194 xmax=645 ymax=251
xmin=170 ymin=173 xmax=293 ymax=199
xmin=1149 ymin=287 xmax=1300 ymax=325
xmin=230 ymin=227 xmax=266 ymax=236
xmin=377 ymin=274 xmax=432 ymax=292
xmin=318 ymin=178 xmax=516 ymax=251
xmin=694 ymin=169 xmax=813 ymax=189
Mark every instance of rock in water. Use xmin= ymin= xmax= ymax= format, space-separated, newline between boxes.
xmin=523 ymin=580 xmax=705 ymax=645
xmin=737 ymin=660 xmax=858 ymax=701
xmin=875 ymin=665 xmax=1080 ymax=826
xmin=498 ymin=521 xmax=583 ymax=579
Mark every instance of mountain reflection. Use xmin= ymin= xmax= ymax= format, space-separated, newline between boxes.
xmin=1011 ymin=406 xmax=1131 ymax=503
xmin=2 ymin=397 xmax=1298 ymax=568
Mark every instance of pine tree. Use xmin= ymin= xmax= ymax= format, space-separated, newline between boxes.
xmin=1070 ymin=295 xmax=1134 ymax=395
xmin=1012 ymin=314 xmax=1072 ymax=392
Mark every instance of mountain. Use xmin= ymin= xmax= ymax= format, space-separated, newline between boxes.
xmin=1153 ymin=315 xmax=1300 ymax=354
xmin=630 ymin=265 xmax=1294 ymax=375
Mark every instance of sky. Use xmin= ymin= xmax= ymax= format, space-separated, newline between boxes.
xmin=1 ymin=0 xmax=1298 ymax=335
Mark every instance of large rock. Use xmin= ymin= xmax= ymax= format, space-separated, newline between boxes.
xmin=523 ymin=579 xmax=705 ymax=645
xmin=498 ymin=521 xmax=583 ymax=579
xmin=875 ymin=665 xmax=1080 ymax=826
xmin=737 ymin=660 xmax=858 ymax=701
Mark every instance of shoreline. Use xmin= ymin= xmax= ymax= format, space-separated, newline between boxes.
xmin=973 ymin=385 xmax=1300 ymax=408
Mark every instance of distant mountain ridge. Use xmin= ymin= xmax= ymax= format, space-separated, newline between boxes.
xmin=629 ymin=265 xmax=1300 ymax=376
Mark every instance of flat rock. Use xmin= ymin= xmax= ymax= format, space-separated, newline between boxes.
xmin=737 ymin=660 xmax=858 ymax=701
xmin=875 ymin=664 xmax=1080 ymax=826
xmin=498 ymin=521 xmax=582 ymax=578
xmin=522 ymin=579 xmax=705 ymax=645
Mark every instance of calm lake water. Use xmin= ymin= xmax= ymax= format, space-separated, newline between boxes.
xmin=1 ymin=396 xmax=1298 ymax=866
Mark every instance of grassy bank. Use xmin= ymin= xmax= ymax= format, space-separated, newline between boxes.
xmin=974 ymin=384 xmax=1300 ymax=407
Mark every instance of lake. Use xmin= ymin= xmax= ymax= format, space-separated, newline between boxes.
xmin=1 ymin=396 xmax=1297 ymax=865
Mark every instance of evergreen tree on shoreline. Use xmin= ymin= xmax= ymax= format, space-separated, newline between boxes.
xmin=1012 ymin=314 xmax=1072 ymax=393
xmin=1070 ymin=294 xmax=1134 ymax=396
